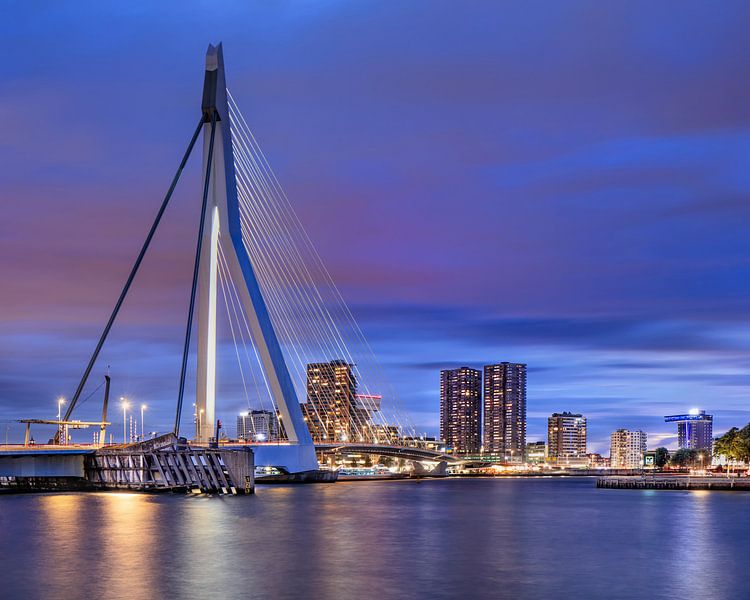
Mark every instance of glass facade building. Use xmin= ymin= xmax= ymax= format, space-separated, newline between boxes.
xmin=664 ymin=410 xmax=713 ymax=452
xmin=237 ymin=410 xmax=281 ymax=442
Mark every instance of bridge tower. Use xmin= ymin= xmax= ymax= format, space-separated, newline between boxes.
xmin=195 ymin=44 xmax=318 ymax=473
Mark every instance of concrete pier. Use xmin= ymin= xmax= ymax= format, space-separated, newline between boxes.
xmin=0 ymin=448 xmax=91 ymax=477
xmin=0 ymin=435 xmax=254 ymax=494
xmin=0 ymin=448 xmax=92 ymax=493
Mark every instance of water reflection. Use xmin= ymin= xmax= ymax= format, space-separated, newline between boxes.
xmin=667 ymin=490 xmax=734 ymax=599
xmin=95 ymin=493 xmax=160 ymax=599
xmin=34 ymin=494 xmax=88 ymax=594
xmin=8 ymin=493 xmax=161 ymax=599
xmin=3 ymin=480 xmax=750 ymax=600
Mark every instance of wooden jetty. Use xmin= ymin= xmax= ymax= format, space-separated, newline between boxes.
xmin=597 ymin=474 xmax=750 ymax=491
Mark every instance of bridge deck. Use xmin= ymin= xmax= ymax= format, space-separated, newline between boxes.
xmin=315 ymin=443 xmax=457 ymax=463
xmin=0 ymin=446 xmax=95 ymax=456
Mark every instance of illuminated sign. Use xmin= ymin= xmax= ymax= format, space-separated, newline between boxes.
xmin=664 ymin=414 xmax=712 ymax=422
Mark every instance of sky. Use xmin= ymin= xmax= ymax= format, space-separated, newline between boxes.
xmin=2 ymin=1 xmax=750 ymax=452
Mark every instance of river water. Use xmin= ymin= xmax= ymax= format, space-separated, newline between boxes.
xmin=1 ymin=477 xmax=748 ymax=599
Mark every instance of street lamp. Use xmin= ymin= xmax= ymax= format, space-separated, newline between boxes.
xmin=120 ymin=398 xmax=130 ymax=444
xmin=141 ymin=404 xmax=147 ymax=441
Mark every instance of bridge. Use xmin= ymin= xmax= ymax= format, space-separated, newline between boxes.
xmin=3 ymin=43 xmax=433 ymax=484
xmin=315 ymin=443 xmax=457 ymax=464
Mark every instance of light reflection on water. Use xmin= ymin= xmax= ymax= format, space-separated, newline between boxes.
xmin=2 ymin=478 xmax=750 ymax=600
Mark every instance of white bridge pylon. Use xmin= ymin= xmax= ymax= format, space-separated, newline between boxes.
xmin=195 ymin=44 xmax=317 ymax=472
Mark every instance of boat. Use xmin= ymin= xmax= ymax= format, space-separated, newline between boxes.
xmin=336 ymin=466 xmax=407 ymax=481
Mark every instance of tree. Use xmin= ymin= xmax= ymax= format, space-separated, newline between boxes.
xmin=654 ymin=447 xmax=669 ymax=468
xmin=714 ymin=427 xmax=750 ymax=463
xmin=670 ymin=448 xmax=696 ymax=467
xmin=714 ymin=427 xmax=739 ymax=460
xmin=670 ymin=448 xmax=709 ymax=468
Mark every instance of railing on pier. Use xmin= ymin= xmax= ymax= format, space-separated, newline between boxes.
xmin=597 ymin=474 xmax=749 ymax=491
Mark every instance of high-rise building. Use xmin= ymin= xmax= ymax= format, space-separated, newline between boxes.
xmin=664 ymin=410 xmax=713 ymax=452
xmin=440 ymin=367 xmax=482 ymax=454
xmin=302 ymin=361 xmax=357 ymax=442
xmin=610 ymin=429 xmax=647 ymax=469
xmin=547 ymin=412 xmax=587 ymax=462
xmin=237 ymin=410 xmax=280 ymax=442
xmin=483 ymin=362 xmax=526 ymax=461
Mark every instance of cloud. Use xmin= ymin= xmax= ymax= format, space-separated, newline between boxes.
xmin=3 ymin=1 xmax=750 ymax=447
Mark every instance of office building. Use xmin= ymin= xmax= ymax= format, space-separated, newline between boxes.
xmin=370 ymin=424 xmax=401 ymax=445
xmin=525 ymin=441 xmax=546 ymax=464
xmin=237 ymin=410 xmax=280 ymax=442
xmin=664 ymin=410 xmax=713 ymax=452
xmin=440 ymin=367 xmax=482 ymax=454
xmin=483 ymin=362 xmax=526 ymax=462
xmin=302 ymin=360 xmax=357 ymax=442
xmin=547 ymin=412 xmax=587 ymax=462
xmin=610 ymin=429 xmax=647 ymax=469
xmin=352 ymin=394 xmax=382 ymax=441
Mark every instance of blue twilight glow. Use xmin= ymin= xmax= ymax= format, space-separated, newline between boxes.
xmin=2 ymin=2 xmax=750 ymax=452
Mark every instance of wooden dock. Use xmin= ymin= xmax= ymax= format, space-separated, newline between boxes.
xmin=597 ymin=475 xmax=750 ymax=491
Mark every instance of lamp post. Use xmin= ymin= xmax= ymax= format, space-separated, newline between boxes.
xmin=120 ymin=398 xmax=130 ymax=444
xmin=141 ymin=404 xmax=147 ymax=441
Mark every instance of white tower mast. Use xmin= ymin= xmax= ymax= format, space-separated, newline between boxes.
xmin=194 ymin=44 xmax=317 ymax=472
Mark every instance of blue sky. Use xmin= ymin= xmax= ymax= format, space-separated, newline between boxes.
xmin=2 ymin=1 xmax=750 ymax=451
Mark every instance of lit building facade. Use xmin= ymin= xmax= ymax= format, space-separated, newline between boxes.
xmin=302 ymin=361 xmax=357 ymax=442
xmin=353 ymin=394 xmax=382 ymax=441
xmin=237 ymin=410 xmax=280 ymax=442
xmin=609 ymin=429 xmax=647 ymax=469
xmin=587 ymin=453 xmax=610 ymax=468
xmin=370 ymin=424 xmax=401 ymax=445
xmin=664 ymin=410 xmax=713 ymax=452
xmin=525 ymin=441 xmax=546 ymax=463
xmin=547 ymin=412 xmax=587 ymax=462
xmin=483 ymin=362 xmax=527 ymax=462
xmin=440 ymin=367 xmax=482 ymax=454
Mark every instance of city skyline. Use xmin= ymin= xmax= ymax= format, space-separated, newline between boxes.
xmin=4 ymin=3 xmax=750 ymax=453
xmin=3 ymin=6 xmax=750 ymax=600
